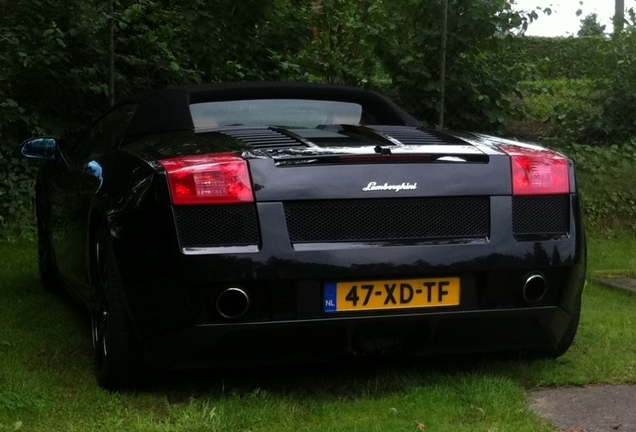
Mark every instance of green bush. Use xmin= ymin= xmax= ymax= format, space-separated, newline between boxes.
xmin=558 ymin=142 xmax=636 ymax=233
xmin=516 ymin=79 xmax=605 ymax=143
xmin=0 ymin=0 xmax=309 ymax=237
xmin=509 ymin=36 xmax=611 ymax=80
xmin=596 ymin=25 xmax=636 ymax=141
xmin=528 ymin=27 xmax=636 ymax=144
xmin=519 ymin=79 xmax=597 ymax=119
xmin=375 ymin=0 xmax=529 ymax=132
xmin=2 ymin=1 xmax=634 ymax=239
xmin=510 ymin=30 xmax=636 ymax=144
xmin=0 ymin=148 xmax=36 ymax=238
xmin=1 ymin=0 xmax=540 ymax=238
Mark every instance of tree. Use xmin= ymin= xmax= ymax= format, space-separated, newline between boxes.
xmin=615 ymin=0 xmax=625 ymax=34
xmin=578 ymin=13 xmax=606 ymax=37
xmin=0 ymin=0 xmax=533 ymax=234
xmin=374 ymin=0 xmax=529 ymax=131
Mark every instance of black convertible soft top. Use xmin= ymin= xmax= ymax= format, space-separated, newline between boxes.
xmin=122 ymin=82 xmax=420 ymax=138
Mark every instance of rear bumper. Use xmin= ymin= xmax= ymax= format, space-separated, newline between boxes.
xmin=141 ymin=306 xmax=572 ymax=369
xmin=107 ymin=194 xmax=586 ymax=369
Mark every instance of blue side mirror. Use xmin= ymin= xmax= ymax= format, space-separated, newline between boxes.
xmin=20 ymin=137 xmax=58 ymax=160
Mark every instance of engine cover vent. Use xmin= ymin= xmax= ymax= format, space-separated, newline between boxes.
xmin=369 ymin=126 xmax=464 ymax=145
xmin=218 ymin=128 xmax=306 ymax=149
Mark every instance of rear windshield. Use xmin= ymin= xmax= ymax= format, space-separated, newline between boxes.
xmin=189 ymin=99 xmax=373 ymax=130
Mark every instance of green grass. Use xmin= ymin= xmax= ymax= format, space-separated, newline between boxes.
xmin=1 ymin=238 xmax=636 ymax=431
xmin=588 ymin=236 xmax=636 ymax=273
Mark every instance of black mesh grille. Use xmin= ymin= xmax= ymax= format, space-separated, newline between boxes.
xmin=284 ymin=197 xmax=489 ymax=243
xmin=174 ymin=204 xmax=259 ymax=248
xmin=512 ymin=195 xmax=569 ymax=237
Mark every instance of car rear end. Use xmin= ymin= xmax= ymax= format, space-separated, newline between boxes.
xmin=109 ymin=124 xmax=585 ymax=370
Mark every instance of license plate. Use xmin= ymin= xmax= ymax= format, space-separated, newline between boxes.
xmin=323 ymin=277 xmax=460 ymax=312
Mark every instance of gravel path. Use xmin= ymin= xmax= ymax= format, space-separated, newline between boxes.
xmin=529 ymin=385 xmax=636 ymax=432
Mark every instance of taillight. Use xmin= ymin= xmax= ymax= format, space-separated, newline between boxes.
xmin=159 ymin=153 xmax=254 ymax=204
xmin=500 ymin=145 xmax=569 ymax=195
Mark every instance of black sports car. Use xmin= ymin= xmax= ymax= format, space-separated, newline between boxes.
xmin=21 ymin=82 xmax=586 ymax=389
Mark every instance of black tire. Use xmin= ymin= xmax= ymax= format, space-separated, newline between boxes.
xmin=91 ymin=226 xmax=144 ymax=390
xmin=36 ymin=193 xmax=61 ymax=293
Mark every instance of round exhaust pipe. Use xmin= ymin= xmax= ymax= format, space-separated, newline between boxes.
xmin=216 ymin=287 xmax=249 ymax=319
xmin=522 ymin=273 xmax=547 ymax=304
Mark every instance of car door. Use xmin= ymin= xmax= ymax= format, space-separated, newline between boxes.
xmin=48 ymin=103 xmax=136 ymax=299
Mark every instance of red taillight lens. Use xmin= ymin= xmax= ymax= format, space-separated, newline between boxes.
xmin=500 ymin=145 xmax=570 ymax=195
xmin=159 ymin=153 xmax=254 ymax=204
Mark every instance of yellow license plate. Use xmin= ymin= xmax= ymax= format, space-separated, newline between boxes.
xmin=323 ymin=277 xmax=460 ymax=312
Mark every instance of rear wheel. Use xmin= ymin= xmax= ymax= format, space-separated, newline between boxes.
xmin=91 ymin=226 xmax=143 ymax=390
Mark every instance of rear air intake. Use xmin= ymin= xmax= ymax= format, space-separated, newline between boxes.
xmin=284 ymin=197 xmax=489 ymax=243
xmin=174 ymin=205 xmax=259 ymax=248
xmin=512 ymin=195 xmax=569 ymax=238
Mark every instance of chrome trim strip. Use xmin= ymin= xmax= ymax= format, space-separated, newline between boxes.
xmin=292 ymin=238 xmax=489 ymax=251
xmin=182 ymin=245 xmax=260 ymax=255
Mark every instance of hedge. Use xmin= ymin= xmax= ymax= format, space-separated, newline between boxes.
xmin=509 ymin=36 xmax=611 ymax=80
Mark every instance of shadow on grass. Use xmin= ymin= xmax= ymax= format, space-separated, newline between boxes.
xmin=143 ymin=351 xmax=524 ymax=402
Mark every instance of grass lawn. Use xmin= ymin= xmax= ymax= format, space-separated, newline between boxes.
xmin=1 ymin=238 xmax=635 ymax=432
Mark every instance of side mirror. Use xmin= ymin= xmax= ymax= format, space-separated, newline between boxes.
xmin=20 ymin=137 xmax=58 ymax=160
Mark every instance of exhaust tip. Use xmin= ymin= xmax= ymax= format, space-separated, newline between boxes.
xmin=216 ymin=287 xmax=249 ymax=319
xmin=522 ymin=273 xmax=547 ymax=304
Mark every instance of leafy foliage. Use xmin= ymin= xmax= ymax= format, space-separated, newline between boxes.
xmin=520 ymin=13 xmax=636 ymax=145
xmin=509 ymin=28 xmax=636 ymax=145
xmin=1 ymin=0 xmax=537 ymax=237
xmin=287 ymin=0 xmax=386 ymax=87
xmin=596 ymin=19 xmax=636 ymax=141
xmin=507 ymin=36 xmax=611 ymax=80
xmin=2 ymin=0 xmax=635 ymax=237
xmin=374 ymin=0 xmax=529 ymax=130
xmin=514 ymin=79 xmax=604 ymax=143
xmin=0 ymin=0 xmax=307 ymax=235
xmin=558 ymin=142 xmax=636 ymax=233
xmin=515 ymin=10 xmax=636 ymax=145
xmin=0 ymin=0 xmax=109 ymax=236
xmin=578 ymin=13 xmax=606 ymax=37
